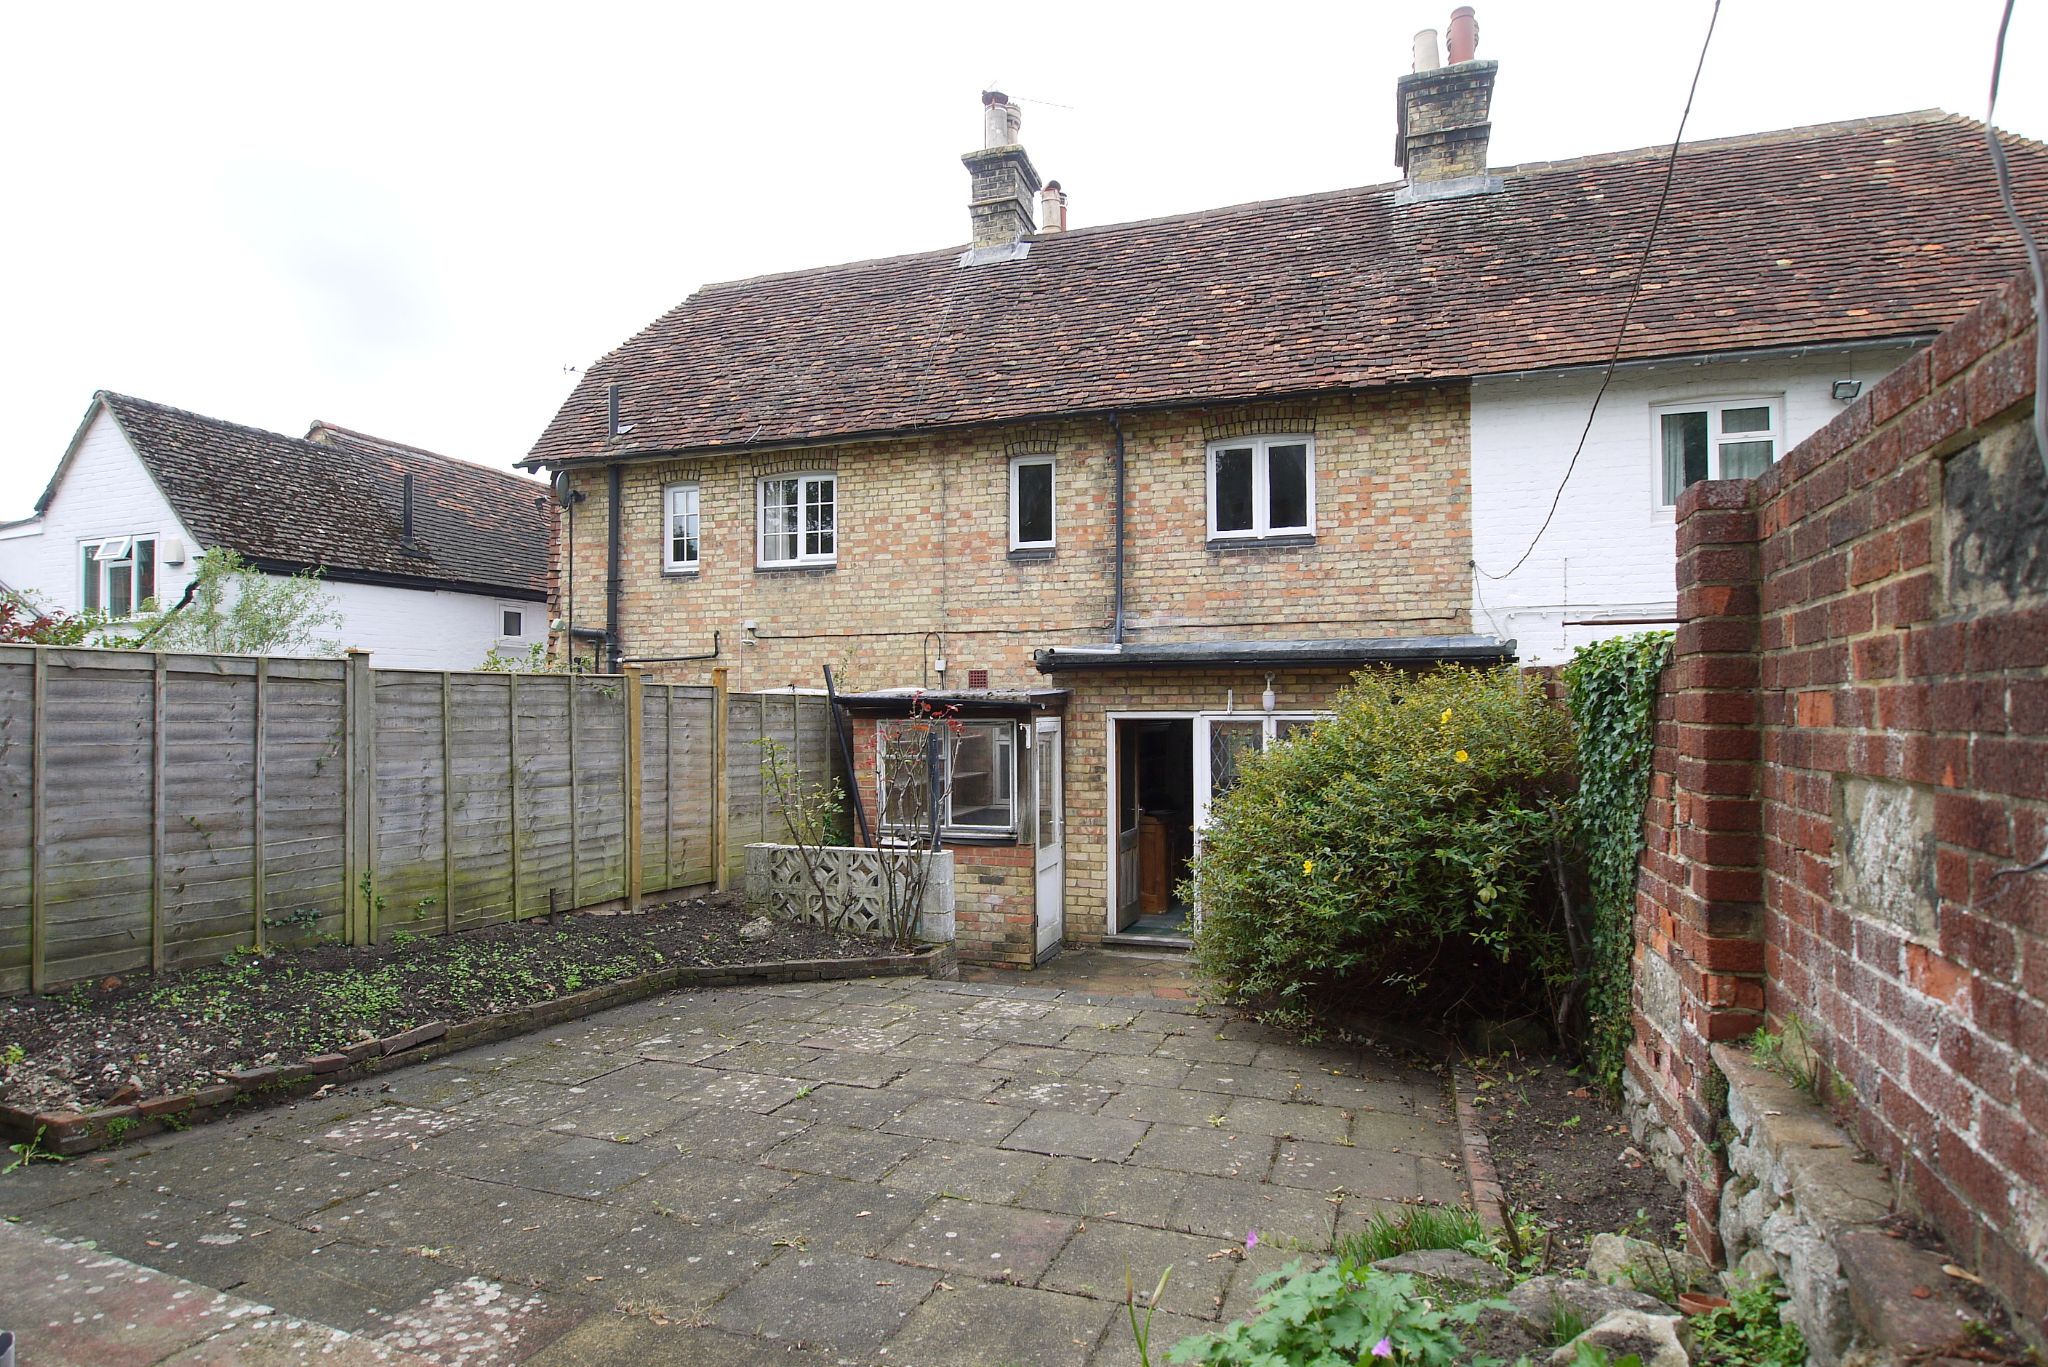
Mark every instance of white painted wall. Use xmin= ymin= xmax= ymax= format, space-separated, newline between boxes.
xmin=1470 ymin=345 xmax=1922 ymax=665
xmin=0 ymin=407 xmax=540 ymax=669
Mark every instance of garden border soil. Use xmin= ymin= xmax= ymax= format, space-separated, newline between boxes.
xmin=1 ymin=944 xmax=953 ymax=1158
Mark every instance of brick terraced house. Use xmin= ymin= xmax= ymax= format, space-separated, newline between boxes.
xmin=526 ymin=16 xmax=2048 ymax=967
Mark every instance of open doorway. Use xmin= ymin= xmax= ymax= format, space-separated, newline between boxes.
xmin=1112 ymin=718 xmax=1194 ymax=941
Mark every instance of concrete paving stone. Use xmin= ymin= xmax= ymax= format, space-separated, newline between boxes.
xmin=1303 ymin=1070 xmax=1444 ymax=1116
xmin=1181 ymin=1065 xmax=1318 ymax=1102
xmin=1150 ymin=1032 xmax=1263 ymax=1065
xmin=309 ymin=1106 xmax=473 ymax=1157
xmin=880 ymin=1198 xmax=1079 ymax=1283
xmin=799 ymin=1001 xmax=923 ymax=1030
xmin=1015 ymin=1157 xmax=1191 ymax=1227
xmin=786 ymin=1049 xmax=910 ymax=1089
xmin=1042 ymin=1219 xmax=1240 ymax=1320
xmin=306 ymin=1170 xmax=569 ymax=1249
xmin=608 ymin=1153 xmax=794 ymax=1224
xmin=470 ymin=1046 xmax=625 ymax=1088
xmin=350 ymin=1066 xmax=495 ymax=1110
xmin=774 ymin=1082 xmax=911 ymax=1130
xmin=622 ymin=1029 xmax=747 ymax=1065
xmin=1088 ymin=1307 xmax=1221 ymax=1367
xmin=733 ymin=1173 xmax=930 ymax=1256
xmin=875 ymin=1278 xmax=1114 ymax=1367
xmin=446 ymin=1079 xmax=593 ymax=1128
xmin=536 ymin=1087 xmax=695 ymax=1142
xmin=1268 ymin=1140 xmax=1468 ymax=1204
xmin=450 ymin=1129 xmax=676 ymax=1200
xmin=1000 ymin=1110 xmax=1148 ymax=1163
xmin=366 ymin=1274 xmax=592 ymax=1365
xmin=387 ymin=1116 xmax=534 ymax=1177
xmin=977 ymin=1042 xmax=1092 ymax=1079
xmin=1127 ymin=1124 xmax=1276 ymax=1181
xmin=881 ymin=1143 xmax=1049 ymax=1204
xmin=889 ymin=1032 xmax=1001 ymax=1065
xmin=761 ymin=1123 xmax=924 ymax=1182
xmin=671 ymin=1068 xmax=812 ymax=1113
xmin=1166 ymin=1175 xmax=1340 ymax=1252
xmin=960 ymin=997 xmax=1059 ymax=1022
xmin=0 ymin=1223 xmax=260 ymax=1367
xmin=962 ymin=1017 xmax=1078 ymax=1047
xmin=1071 ymin=1052 xmax=1195 ymax=1090
xmin=994 ymin=1077 xmax=1118 ymax=1114
xmin=1209 ymin=1019 xmax=1300 ymax=1047
xmin=881 ymin=1062 xmax=1009 ymax=1100
xmin=664 ymin=1105 xmax=811 ymax=1162
xmin=1128 ymin=1008 xmax=1209 ymax=1031
xmin=560 ymin=1058 xmax=712 ymax=1102
xmin=708 ymin=1248 xmax=938 ymax=1351
xmin=1220 ymin=1095 xmax=1355 ymax=1145
xmin=82 ymin=1133 xmax=310 ymax=1203
xmin=883 ymin=1096 xmax=1031 ymax=1145
xmin=1063 ymin=1027 xmax=1171 ymax=1059
xmin=699 ymin=1041 xmax=829 ymax=1076
xmin=222 ymin=1149 xmax=419 ymax=1223
xmin=224 ymin=1240 xmax=457 ymax=1334
xmin=1102 ymin=1084 xmax=1236 ymax=1129
xmin=158 ymin=1315 xmax=436 ymax=1366
xmin=454 ymin=1199 xmax=732 ymax=1295
xmin=1347 ymin=1106 xmax=1460 ymax=1158
xmin=536 ymin=1316 xmax=839 ymax=1366
xmin=1046 ymin=1002 xmax=1147 ymax=1029
xmin=795 ymin=1024 xmax=920 ymax=1053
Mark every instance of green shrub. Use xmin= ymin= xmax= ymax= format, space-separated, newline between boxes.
xmin=1690 ymin=1281 xmax=1806 ymax=1367
xmin=1163 ymin=1261 xmax=1498 ymax=1366
xmin=1189 ymin=665 xmax=1576 ymax=1035
xmin=1562 ymin=632 xmax=1671 ymax=1092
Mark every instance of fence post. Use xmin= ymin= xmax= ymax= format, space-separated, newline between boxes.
xmin=663 ymin=686 xmax=676 ymax=889
xmin=567 ymin=674 xmax=580 ymax=908
xmin=441 ymin=671 xmax=456 ymax=936
xmin=624 ymin=666 xmax=644 ymax=912
xmin=28 ymin=649 xmax=46 ymax=994
xmin=711 ymin=666 xmax=730 ymax=892
xmin=150 ymin=653 xmax=166 ymax=974
xmin=508 ymin=672 xmax=523 ymax=919
xmin=343 ymin=649 xmax=374 ymax=946
xmin=251 ymin=656 xmax=268 ymax=952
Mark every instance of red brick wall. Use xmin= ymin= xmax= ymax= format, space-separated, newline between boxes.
xmin=1632 ymin=280 xmax=2048 ymax=1324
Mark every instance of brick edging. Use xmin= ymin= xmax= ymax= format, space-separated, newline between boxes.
xmin=0 ymin=944 xmax=954 ymax=1157
xmin=1449 ymin=1066 xmax=1510 ymax=1235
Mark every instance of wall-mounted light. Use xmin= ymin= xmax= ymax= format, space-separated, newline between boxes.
xmin=1831 ymin=380 xmax=1862 ymax=402
xmin=1262 ymin=675 xmax=1277 ymax=713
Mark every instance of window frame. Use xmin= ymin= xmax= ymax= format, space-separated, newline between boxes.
xmin=1008 ymin=455 xmax=1056 ymax=551
xmin=80 ymin=534 xmax=157 ymax=618
xmin=663 ymin=481 xmax=701 ymax=574
xmin=878 ymin=717 xmax=1020 ymax=841
xmin=1205 ymin=434 xmax=1316 ymax=541
xmin=1650 ymin=397 xmax=1784 ymax=510
xmin=498 ymin=605 xmax=528 ymax=639
xmin=756 ymin=472 xmax=837 ymax=568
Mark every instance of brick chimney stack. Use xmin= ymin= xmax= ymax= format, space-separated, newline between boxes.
xmin=962 ymin=91 xmax=1042 ymax=253
xmin=1394 ymin=7 xmax=1501 ymax=203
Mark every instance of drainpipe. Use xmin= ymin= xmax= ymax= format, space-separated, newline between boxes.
xmin=604 ymin=462 xmax=623 ymax=673
xmin=1110 ymin=413 xmax=1127 ymax=646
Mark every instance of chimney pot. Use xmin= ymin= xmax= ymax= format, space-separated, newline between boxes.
xmin=1039 ymin=181 xmax=1068 ymax=233
xmin=1412 ymin=28 xmax=1442 ymax=72
xmin=1446 ymin=6 xmax=1479 ymax=63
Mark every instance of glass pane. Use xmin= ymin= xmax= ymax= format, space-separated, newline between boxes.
xmin=1016 ymin=461 xmax=1053 ymax=544
xmin=135 ymin=540 xmax=155 ymax=605
xmin=1661 ymin=412 xmax=1709 ymax=503
xmin=1208 ymin=721 xmax=1264 ymax=804
xmin=804 ymin=478 xmax=835 ymax=557
xmin=950 ymin=724 xmax=1012 ymax=828
xmin=669 ymin=488 xmax=698 ymax=565
xmin=1275 ymin=717 xmax=1316 ymax=742
xmin=1267 ymin=443 xmax=1309 ymax=530
xmin=1719 ymin=439 xmax=1775 ymax=480
xmin=1037 ymin=732 xmax=1057 ymax=850
xmin=762 ymin=480 xmax=797 ymax=561
xmin=1214 ymin=448 xmax=1254 ymax=532
xmin=81 ymin=547 xmax=101 ymax=613
xmin=108 ymin=564 xmax=133 ymax=618
xmin=1720 ymin=406 xmax=1772 ymax=434
xmin=502 ymin=610 xmax=523 ymax=636
xmin=881 ymin=726 xmax=936 ymax=833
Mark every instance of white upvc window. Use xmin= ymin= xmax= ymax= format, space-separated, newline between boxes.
xmin=663 ymin=483 xmax=701 ymax=572
xmin=879 ymin=718 xmax=1018 ymax=838
xmin=1654 ymin=398 xmax=1782 ymax=506
xmin=1009 ymin=456 xmax=1055 ymax=550
xmin=81 ymin=535 xmax=157 ymax=618
xmin=499 ymin=606 xmax=527 ymax=638
xmin=757 ymin=473 xmax=836 ymax=567
xmin=1206 ymin=435 xmax=1315 ymax=539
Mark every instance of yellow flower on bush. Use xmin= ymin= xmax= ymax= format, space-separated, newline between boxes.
xmin=1440 ymin=708 xmax=1453 ymax=725
xmin=1454 ymin=749 xmax=1470 ymax=764
xmin=1302 ymin=859 xmax=1315 ymax=875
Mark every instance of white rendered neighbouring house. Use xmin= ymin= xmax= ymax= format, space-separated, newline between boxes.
xmin=0 ymin=392 xmax=551 ymax=669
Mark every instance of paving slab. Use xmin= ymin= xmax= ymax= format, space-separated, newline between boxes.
xmin=707 ymin=1248 xmax=937 ymax=1350
xmin=1269 ymin=1139 xmax=1469 ymax=1204
xmin=668 ymin=1068 xmax=811 ymax=1113
xmin=607 ymin=1153 xmax=793 ymax=1224
xmin=1167 ymin=1174 xmax=1341 ymax=1251
xmin=1219 ymin=1094 xmax=1356 ymax=1144
xmin=760 ymin=1123 xmax=924 ymax=1181
xmin=882 ymin=1142 xmax=1049 ymax=1204
xmin=882 ymin=1095 xmax=1031 ymax=1144
xmin=1015 ymin=1156 xmax=1192 ymax=1227
xmin=363 ymin=1274 xmax=591 ymax=1365
xmin=774 ymin=1081 xmax=911 ymax=1130
xmin=995 ymin=1076 xmax=1119 ymax=1113
xmin=224 ymin=1241 xmax=458 ymax=1335
xmin=1128 ymin=1123 xmax=1276 ymax=1180
xmin=876 ymin=1278 xmax=1115 ymax=1367
xmin=1042 ymin=1219 xmax=1242 ymax=1320
xmin=1000 ymin=1110 xmax=1149 ymax=1162
xmin=880 ymin=1198 xmax=1078 ymax=1282
xmin=733 ymin=1173 xmax=931 ymax=1256
xmin=663 ymin=1104 xmax=810 ymax=1161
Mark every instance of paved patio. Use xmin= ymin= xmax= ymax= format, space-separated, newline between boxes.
xmin=0 ymin=954 xmax=1465 ymax=1365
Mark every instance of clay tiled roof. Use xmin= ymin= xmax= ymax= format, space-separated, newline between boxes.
xmin=91 ymin=394 xmax=550 ymax=597
xmin=530 ymin=112 xmax=2048 ymax=465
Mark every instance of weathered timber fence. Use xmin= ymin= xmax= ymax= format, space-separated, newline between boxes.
xmin=0 ymin=645 xmax=834 ymax=993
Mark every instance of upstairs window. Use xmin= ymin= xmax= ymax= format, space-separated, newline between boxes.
xmin=664 ymin=483 xmax=700 ymax=572
xmin=81 ymin=536 xmax=155 ymax=617
xmin=758 ymin=473 xmax=836 ymax=567
xmin=1010 ymin=456 xmax=1055 ymax=550
xmin=500 ymin=607 xmax=526 ymax=638
xmin=1658 ymin=400 xmax=1780 ymax=505
xmin=1207 ymin=436 xmax=1314 ymax=539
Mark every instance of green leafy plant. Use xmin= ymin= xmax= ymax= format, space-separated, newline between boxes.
xmin=1750 ymin=1016 xmax=1833 ymax=1103
xmin=1189 ymin=665 xmax=1577 ymax=1036
xmin=1690 ymin=1281 xmax=1806 ymax=1367
xmin=4 ymin=1127 xmax=64 ymax=1174
xmin=478 ymin=640 xmax=596 ymax=673
xmin=1164 ymin=1261 xmax=1503 ymax=1366
xmin=109 ymin=549 xmax=343 ymax=655
xmin=1336 ymin=1205 xmax=1488 ymax=1267
xmin=1127 ymin=1265 xmax=1174 ymax=1367
xmin=1562 ymin=631 xmax=1671 ymax=1092
xmin=0 ymin=1043 xmax=23 ymax=1071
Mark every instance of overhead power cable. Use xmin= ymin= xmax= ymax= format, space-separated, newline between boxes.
xmin=1476 ymin=0 xmax=1723 ymax=583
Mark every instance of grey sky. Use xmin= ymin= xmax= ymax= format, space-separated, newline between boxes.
xmin=2 ymin=0 xmax=2041 ymax=517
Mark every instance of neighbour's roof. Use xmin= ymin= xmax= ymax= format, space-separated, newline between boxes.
xmin=1032 ymin=637 xmax=1515 ymax=672
xmin=65 ymin=393 xmax=551 ymax=598
xmin=530 ymin=111 xmax=2048 ymax=466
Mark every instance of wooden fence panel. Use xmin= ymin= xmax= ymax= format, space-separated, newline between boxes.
xmin=571 ymin=675 xmax=628 ymax=907
xmin=255 ymin=665 xmax=348 ymax=944
xmin=0 ymin=650 xmax=36 ymax=992
xmin=656 ymin=686 xmax=716 ymax=893
xmin=39 ymin=656 xmax=156 ymax=983
xmin=159 ymin=660 xmax=262 ymax=969
xmin=512 ymin=676 xmax=572 ymax=917
xmin=372 ymin=671 xmax=451 ymax=938
xmin=447 ymin=673 xmax=517 ymax=931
